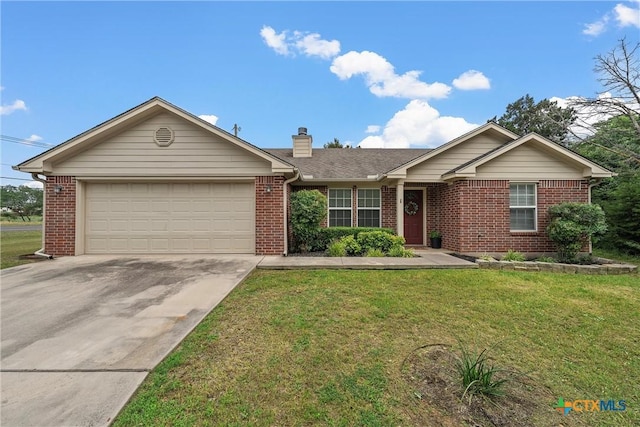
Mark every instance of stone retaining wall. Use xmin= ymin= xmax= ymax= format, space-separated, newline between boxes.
xmin=476 ymin=259 xmax=637 ymax=275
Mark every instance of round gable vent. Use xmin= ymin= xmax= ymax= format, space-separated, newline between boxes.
xmin=154 ymin=127 xmax=174 ymax=146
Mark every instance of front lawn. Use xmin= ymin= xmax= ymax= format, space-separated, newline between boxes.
xmin=114 ymin=269 xmax=639 ymax=427
xmin=0 ymin=230 xmax=43 ymax=269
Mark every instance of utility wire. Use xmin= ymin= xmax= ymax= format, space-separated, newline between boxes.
xmin=1 ymin=176 xmax=35 ymax=182
xmin=0 ymin=135 xmax=53 ymax=149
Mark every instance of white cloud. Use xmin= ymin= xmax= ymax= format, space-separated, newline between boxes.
xmin=583 ymin=1 xmax=639 ymax=36
xmin=198 ymin=114 xmax=219 ymax=125
xmin=614 ymin=2 xmax=640 ymax=27
xmin=330 ymin=51 xmax=451 ymax=99
xmin=260 ymin=26 xmax=340 ymax=59
xmin=365 ymin=125 xmax=380 ymax=134
xmin=260 ymin=26 xmax=290 ymax=56
xmin=1 ymin=99 xmax=27 ymax=115
xmin=27 ymin=134 xmax=43 ymax=142
xmin=294 ymin=32 xmax=341 ymax=59
xmin=357 ymin=100 xmax=478 ymax=148
xmin=22 ymin=181 xmax=44 ymax=189
xmin=452 ymin=70 xmax=491 ymax=90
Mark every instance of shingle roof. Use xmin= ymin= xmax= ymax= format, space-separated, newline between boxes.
xmin=265 ymin=148 xmax=430 ymax=180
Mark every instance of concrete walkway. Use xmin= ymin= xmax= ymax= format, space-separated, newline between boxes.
xmin=258 ymin=250 xmax=478 ymax=269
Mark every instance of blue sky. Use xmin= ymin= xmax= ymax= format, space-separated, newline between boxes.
xmin=2 ymin=1 xmax=639 ymax=187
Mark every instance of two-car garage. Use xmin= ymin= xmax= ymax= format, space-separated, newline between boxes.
xmin=84 ymin=182 xmax=255 ymax=254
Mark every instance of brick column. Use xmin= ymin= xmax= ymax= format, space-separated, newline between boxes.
xmin=45 ymin=176 xmax=76 ymax=256
xmin=255 ymin=176 xmax=285 ymax=255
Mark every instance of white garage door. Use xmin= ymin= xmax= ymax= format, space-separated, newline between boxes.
xmin=85 ymin=182 xmax=254 ymax=254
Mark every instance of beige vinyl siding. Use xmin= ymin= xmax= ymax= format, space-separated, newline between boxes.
xmin=406 ymin=135 xmax=504 ymax=181
xmin=54 ymin=113 xmax=272 ymax=176
xmin=85 ymin=182 xmax=254 ymax=254
xmin=475 ymin=143 xmax=584 ymax=180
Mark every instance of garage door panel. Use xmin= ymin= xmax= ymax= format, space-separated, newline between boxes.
xmin=85 ymin=182 xmax=255 ymax=254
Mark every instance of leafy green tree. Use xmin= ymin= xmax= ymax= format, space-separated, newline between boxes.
xmin=323 ymin=138 xmax=346 ymax=148
xmin=0 ymin=185 xmax=43 ymax=221
xmin=489 ymin=94 xmax=576 ymax=144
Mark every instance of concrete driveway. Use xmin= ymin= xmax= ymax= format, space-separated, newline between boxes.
xmin=1 ymin=254 xmax=261 ymax=427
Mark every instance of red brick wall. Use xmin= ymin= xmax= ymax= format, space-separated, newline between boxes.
xmin=436 ymin=179 xmax=590 ymax=253
xmin=44 ymin=176 xmax=76 ymax=256
xmin=255 ymin=176 xmax=285 ymax=255
xmin=381 ymin=185 xmax=396 ymax=229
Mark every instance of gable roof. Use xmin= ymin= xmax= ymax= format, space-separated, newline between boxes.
xmin=266 ymin=148 xmax=428 ymax=181
xmin=14 ymin=97 xmax=295 ymax=174
xmin=441 ymin=133 xmax=615 ymax=180
xmin=384 ymin=122 xmax=520 ymax=178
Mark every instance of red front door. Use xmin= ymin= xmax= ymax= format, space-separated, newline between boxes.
xmin=403 ymin=190 xmax=423 ymax=245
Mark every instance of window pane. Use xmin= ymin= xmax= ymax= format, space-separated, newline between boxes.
xmin=329 ymin=210 xmax=351 ymax=227
xmin=510 ymin=208 xmax=535 ymax=230
xmin=357 ymin=189 xmax=380 ymax=208
xmin=329 ymin=189 xmax=351 ymax=208
xmin=358 ymin=210 xmax=380 ymax=227
xmin=510 ymin=184 xmax=535 ymax=207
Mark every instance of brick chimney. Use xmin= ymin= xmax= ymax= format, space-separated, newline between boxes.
xmin=292 ymin=127 xmax=312 ymax=158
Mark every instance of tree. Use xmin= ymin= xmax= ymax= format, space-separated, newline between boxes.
xmin=489 ymin=94 xmax=576 ymax=144
xmin=0 ymin=185 xmax=43 ymax=221
xmin=324 ymin=138 xmax=344 ymax=148
xmin=547 ymin=203 xmax=607 ymax=262
xmin=569 ymin=38 xmax=640 ymax=163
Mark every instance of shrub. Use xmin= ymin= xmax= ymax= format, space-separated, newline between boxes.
xmin=357 ymin=230 xmax=398 ymax=253
xmin=536 ymin=256 xmax=556 ymax=263
xmin=339 ymin=235 xmax=362 ymax=256
xmin=365 ymin=248 xmax=385 ymax=257
xmin=455 ymin=342 xmax=508 ymax=402
xmin=547 ymin=203 xmax=607 ymax=263
xmin=502 ymin=249 xmax=526 ymax=262
xmin=326 ymin=240 xmax=346 ymax=257
xmin=317 ymin=227 xmax=394 ymax=250
xmin=387 ymin=246 xmax=414 ymax=258
xmin=290 ymin=190 xmax=327 ymax=252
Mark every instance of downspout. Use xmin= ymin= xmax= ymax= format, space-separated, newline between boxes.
xmin=282 ymin=170 xmax=300 ymax=256
xmin=31 ymin=173 xmax=54 ymax=259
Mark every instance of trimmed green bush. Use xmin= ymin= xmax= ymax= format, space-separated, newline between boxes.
xmin=357 ymin=230 xmax=400 ymax=253
xmin=317 ymin=227 xmax=394 ymax=250
xmin=290 ymin=190 xmax=327 ymax=252
xmin=339 ymin=235 xmax=362 ymax=256
xmin=547 ymin=202 xmax=607 ymax=263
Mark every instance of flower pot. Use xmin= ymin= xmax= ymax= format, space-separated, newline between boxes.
xmin=430 ymin=237 xmax=442 ymax=249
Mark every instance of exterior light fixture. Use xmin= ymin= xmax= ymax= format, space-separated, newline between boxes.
xmin=54 ymin=185 xmax=63 ymax=194
xmin=265 ymin=185 xmax=272 ymax=193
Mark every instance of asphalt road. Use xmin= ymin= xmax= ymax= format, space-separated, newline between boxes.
xmin=0 ymin=224 xmax=42 ymax=232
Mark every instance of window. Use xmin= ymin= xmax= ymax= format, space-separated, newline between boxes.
xmin=357 ymin=189 xmax=381 ymax=227
xmin=328 ymin=189 xmax=352 ymax=227
xmin=510 ymin=183 xmax=536 ymax=231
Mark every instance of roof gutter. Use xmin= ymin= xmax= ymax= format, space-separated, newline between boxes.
xmin=30 ymin=174 xmax=54 ymax=260
xmin=282 ymin=170 xmax=300 ymax=256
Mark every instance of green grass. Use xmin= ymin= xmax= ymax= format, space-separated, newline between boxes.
xmin=593 ymin=247 xmax=640 ymax=267
xmin=0 ymin=215 xmax=42 ymax=224
xmin=1 ymin=230 xmax=43 ymax=269
xmin=114 ymin=269 xmax=640 ymax=427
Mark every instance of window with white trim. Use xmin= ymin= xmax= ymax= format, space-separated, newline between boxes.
xmin=328 ymin=189 xmax=352 ymax=227
xmin=510 ymin=183 xmax=537 ymax=231
xmin=357 ymin=189 xmax=381 ymax=227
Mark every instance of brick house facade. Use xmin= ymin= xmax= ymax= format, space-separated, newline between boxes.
xmin=14 ymin=97 xmax=612 ymax=257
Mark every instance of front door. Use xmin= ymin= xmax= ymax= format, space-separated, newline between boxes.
xmin=403 ymin=190 xmax=423 ymax=245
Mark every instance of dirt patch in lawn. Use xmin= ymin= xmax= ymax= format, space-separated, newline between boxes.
xmin=402 ymin=344 xmax=561 ymax=427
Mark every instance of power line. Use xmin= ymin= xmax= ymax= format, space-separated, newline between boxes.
xmin=0 ymin=135 xmax=53 ymax=149
xmin=0 ymin=176 xmax=35 ymax=182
